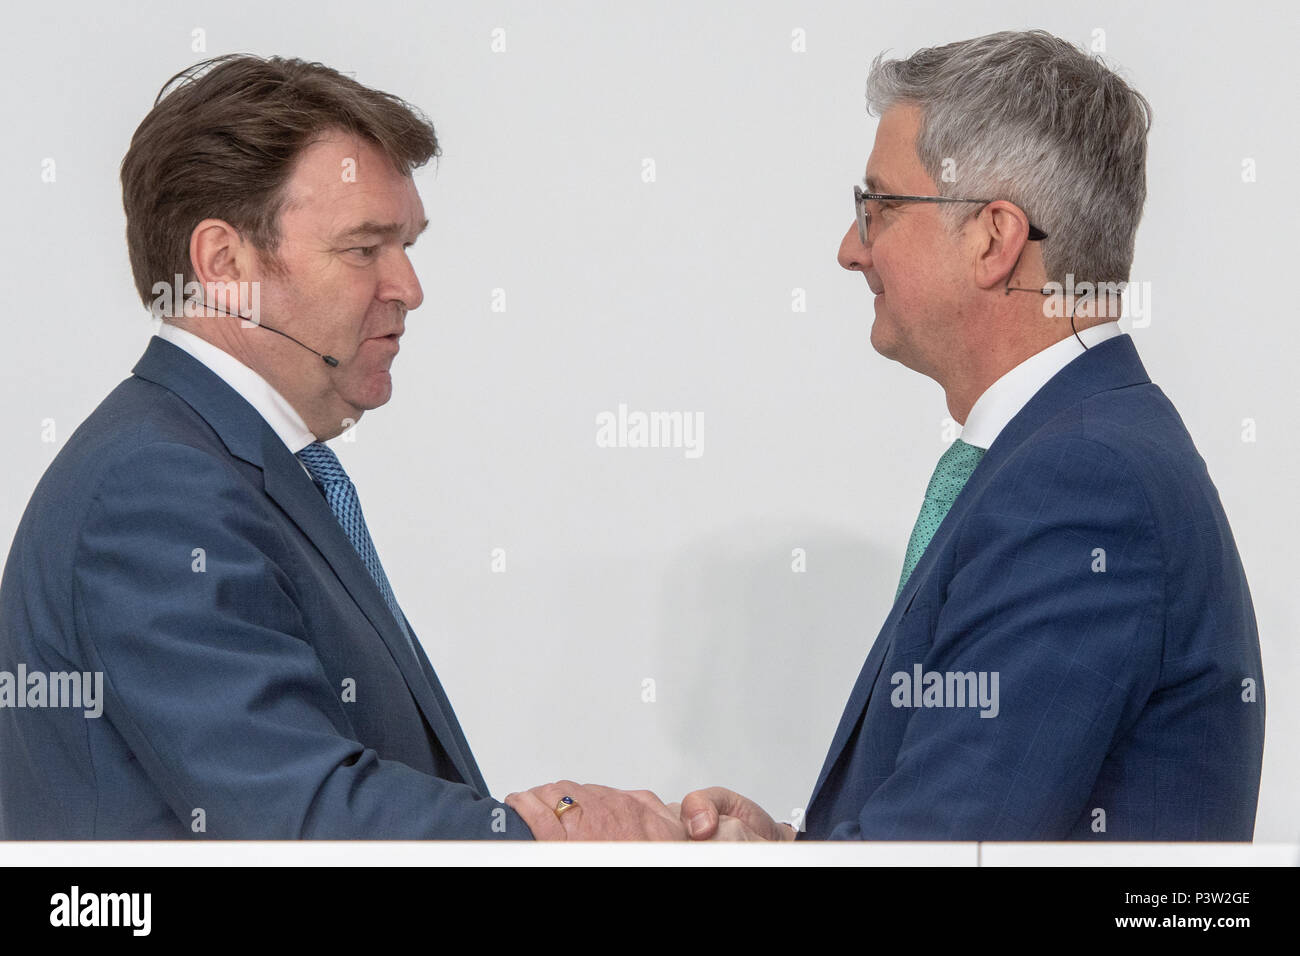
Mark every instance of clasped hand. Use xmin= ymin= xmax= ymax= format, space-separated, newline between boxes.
xmin=505 ymin=782 xmax=798 ymax=841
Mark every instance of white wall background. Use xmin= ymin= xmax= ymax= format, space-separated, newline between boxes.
xmin=1 ymin=0 xmax=1294 ymax=840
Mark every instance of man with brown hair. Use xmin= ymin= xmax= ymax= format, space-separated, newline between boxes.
xmin=0 ymin=55 xmax=686 ymax=839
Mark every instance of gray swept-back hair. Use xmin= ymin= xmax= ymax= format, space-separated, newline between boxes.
xmin=866 ymin=30 xmax=1152 ymax=285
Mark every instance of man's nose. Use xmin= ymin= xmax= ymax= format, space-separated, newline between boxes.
xmin=385 ymin=249 xmax=424 ymax=313
xmin=837 ymin=221 xmax=869 ymax=272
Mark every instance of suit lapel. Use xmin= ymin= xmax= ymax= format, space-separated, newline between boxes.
xmin=807 ymin=334 xmax=1152 ymax=813
xmin=402 ymin=612 xmax=491 ymax=794
xmin=806 ymin=600 xmax=909 ymax=812
xmin=132 ymin=336 xmax=483 ymax=789
xmin=261 ymin=443 xmax=483 ymax=788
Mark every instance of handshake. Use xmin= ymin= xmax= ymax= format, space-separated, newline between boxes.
xmin=505 ymin=782 xmax=800 ymax=841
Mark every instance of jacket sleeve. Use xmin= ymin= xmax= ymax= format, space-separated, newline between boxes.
xmin=71 ymin=440 xmax=532 ymax=839
xmin=834 ymin=435 xmax=1165 ymax=839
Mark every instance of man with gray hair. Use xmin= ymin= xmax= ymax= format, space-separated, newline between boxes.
xmin=674 ymin=30 xmax=1265 ymax=841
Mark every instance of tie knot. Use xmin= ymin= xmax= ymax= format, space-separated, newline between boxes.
xmin=296 ymin=441 xmax=349 ymax=485
xmin=939 ymin=438 xmax=986 ymax=471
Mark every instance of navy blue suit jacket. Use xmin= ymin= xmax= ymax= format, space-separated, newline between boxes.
xmin=0 ymin=337 xmax=530 ymax=839
xmin=803 ymin=334 xmax=1265 ymax=840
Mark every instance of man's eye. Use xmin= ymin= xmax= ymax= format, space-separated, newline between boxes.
xmin=349 ymin=246 xmax=378 ymax=258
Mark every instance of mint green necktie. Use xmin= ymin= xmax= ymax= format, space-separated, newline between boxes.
xmin=896 ymin=439 xmax=986 ymax=599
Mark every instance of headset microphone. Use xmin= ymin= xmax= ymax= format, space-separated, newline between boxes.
xmin=191 ymin=301 xmax=340 ymax=367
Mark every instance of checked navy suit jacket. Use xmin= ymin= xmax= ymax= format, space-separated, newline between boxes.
xmin=802 ymin=333 xmax=1265 ymax=841
xmin=0 ymin=336 xmax=529 ymax=839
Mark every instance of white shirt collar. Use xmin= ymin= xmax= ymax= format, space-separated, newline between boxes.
xmin=960 ymin=322 xmax=1124 ymax=450
xmin=154 ymin=320 xmax=317 ymax=455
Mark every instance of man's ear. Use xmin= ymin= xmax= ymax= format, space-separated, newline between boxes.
xmin=189 ymin=218 xmax=251 ymax=289
xmin=972 ymin=201 xmax=1038 ymax=291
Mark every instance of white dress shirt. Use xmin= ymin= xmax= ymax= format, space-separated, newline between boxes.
xmin=154 ymin=320 xmax=317 ymax=458
xmin=959 ymin=322 xmax=1123 ymax=450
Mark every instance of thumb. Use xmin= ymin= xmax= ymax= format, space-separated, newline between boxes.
xmin=680 ymin=787 xmax=738 ymax=840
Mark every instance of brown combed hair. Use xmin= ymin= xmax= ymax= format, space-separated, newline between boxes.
xmin=120 ymin=54 xmax=440 ymax=308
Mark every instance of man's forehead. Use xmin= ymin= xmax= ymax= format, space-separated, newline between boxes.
xmin=282 ymin=133 xmax=425 ymax=234
xmin=292 ymin=130 xmax=394 ymax=176
xmin=864 ymin=105 xmax=926 ymax=193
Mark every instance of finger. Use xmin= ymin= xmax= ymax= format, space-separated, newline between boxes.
xmin=527 ymin=780 xmax=584 ymax=817
xmin=680 ymin=787 xmax=741 ymax=839
xmin=542 ymin=781 xmax=594 ymax=839
xmin=549 ymin=780 xmax=585 ymax=805
xmin=506 ymin=788 xmax=567 ymax=841
xmin=505 ymin=788 xmax=567 ymax=840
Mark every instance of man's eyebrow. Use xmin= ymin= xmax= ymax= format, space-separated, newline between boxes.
xmin=334 ymin=219 xmax=430 ymax=242
xmin=864 ymin=174 xmax=895 ymax=194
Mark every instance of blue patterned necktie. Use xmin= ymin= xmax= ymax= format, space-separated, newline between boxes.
xmin=896 ymin=438 xmax=986 ymax=599
xmin=296 ymin=442 xmax=419 ymax=661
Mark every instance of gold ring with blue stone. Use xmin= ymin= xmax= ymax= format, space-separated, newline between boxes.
xmin=554 ymin=795 xmax=577 ymax=818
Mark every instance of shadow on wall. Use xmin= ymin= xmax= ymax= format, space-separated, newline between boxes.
xmin=652 ymin=518 xmax=899 ymax=817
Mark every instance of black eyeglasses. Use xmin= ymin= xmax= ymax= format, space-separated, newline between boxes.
xmin=854 ymin=185 xmax=1047 ymax=245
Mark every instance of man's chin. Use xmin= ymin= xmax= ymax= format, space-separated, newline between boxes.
xmin=359 ymin=380 xmax=393 ymax=411
xmin=869 ymin=318 xmax=929 ymax=377
xmin=868 ymin=316 xmax=900 ymax=360
xmin=336 ymin=376 xmax=393 ymax=421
